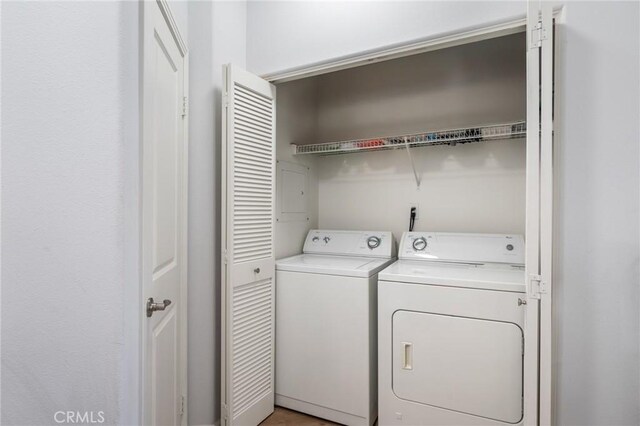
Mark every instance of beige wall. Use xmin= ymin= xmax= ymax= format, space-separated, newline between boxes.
xmin=275 ymin=78 xmax=320 ymax=258
xmin=315 ymin=33 xmax=526 ymax=142
xmin=317 ymin=139 xmax=526 ymax=243
xmin=313 ymin=33 xmax=527 ymax=241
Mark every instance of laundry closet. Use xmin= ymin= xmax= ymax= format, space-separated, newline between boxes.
xmin=221 ymin=9 xmax=554 ymax=426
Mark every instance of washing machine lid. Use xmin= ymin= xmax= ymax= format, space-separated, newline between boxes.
xmin=276 ymin=254 xmax=394 ymax=278
xmin=378 ymin=260 xmax=526 ymax=292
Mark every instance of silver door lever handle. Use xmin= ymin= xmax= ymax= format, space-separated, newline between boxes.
xmin=147 ymin=297 xmax=172 ymax=317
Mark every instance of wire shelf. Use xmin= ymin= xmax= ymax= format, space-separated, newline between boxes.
xmin=293 ymin=121 xmax=526 ymax=156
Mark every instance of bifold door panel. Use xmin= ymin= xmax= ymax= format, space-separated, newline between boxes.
xmin=392 ymin=311 xmax=523 ymax=424
xmin=222 ymin=64 xmax=276 ymax=426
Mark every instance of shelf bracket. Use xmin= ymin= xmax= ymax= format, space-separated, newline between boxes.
xmin=404 ymin=137 xmax=421 ymax=189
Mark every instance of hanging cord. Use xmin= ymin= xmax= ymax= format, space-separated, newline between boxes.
xmin=404 ymin=137 xmax=421 ymax=189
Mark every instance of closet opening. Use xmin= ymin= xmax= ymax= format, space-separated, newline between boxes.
xmin=268 ymin=28 xmax=531 ymax=426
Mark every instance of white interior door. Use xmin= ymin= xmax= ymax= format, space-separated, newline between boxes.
xmin=524 ymin=2 xmax=554 ymax=425
xmin=142 ymin=2 xmax=188 ymax=425
xmin=221 ymin=64 xmax=276 ymax=426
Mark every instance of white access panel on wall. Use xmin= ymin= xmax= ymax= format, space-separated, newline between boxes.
xmin=221 ymin=64 xmax=276 ymax=426
xmin=276 ymin=160 xmax=308 ymax=222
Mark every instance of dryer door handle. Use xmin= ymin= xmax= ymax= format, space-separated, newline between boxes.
xmin=402 ymin=342 xmax=413 ymax=370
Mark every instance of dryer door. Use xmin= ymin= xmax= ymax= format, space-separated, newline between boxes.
xmin=392 ymin=311 xmax=523 ymax=423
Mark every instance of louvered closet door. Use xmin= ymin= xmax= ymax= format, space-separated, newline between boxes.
xmin=221 ymin=64 xmax=276 ymax=426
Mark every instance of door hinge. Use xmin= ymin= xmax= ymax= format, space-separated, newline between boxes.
xmin=223 ymin=92 xmax=229 ymax=108
xmin=181 ymin=96 xmax=188 ymax=119
xmin=222 ymin=403 xmax=229 ymax=422
xmin=528 ymin=273 xmax=547 ymax=299
xmin=179 ymin=395 xmax=185 ymax=417
xmin=530 ymin=21 xmax=547 ymax=49
xmin=223 ymin=249 xmax=228 ymax=265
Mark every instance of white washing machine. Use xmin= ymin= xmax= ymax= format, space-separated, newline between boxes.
xmin=378 ymin=232 xmax=526 ymax=426
xmin=276 ymin=229 xmax=396 ymax=426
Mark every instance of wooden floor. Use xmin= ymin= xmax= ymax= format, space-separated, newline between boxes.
xmin=260 ymin=407 xmax=339 ymax=426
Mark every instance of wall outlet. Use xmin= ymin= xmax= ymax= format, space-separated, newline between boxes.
xmin=410 ymin=203 xmax=419 ymax=220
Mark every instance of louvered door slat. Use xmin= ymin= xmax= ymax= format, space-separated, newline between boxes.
xmin=236 ymin=110 xmax=273 ymax=127
xmin=236 ymin=86 xmax=272 ymax=108
xmin=235 ymin=128 xmax=273 ymax=144
xmin=236 ymin=151 xmax=272 ymax=162
xmin=222 ymin=64 xmax=276 ymax=426
xmin=230 ymin=278 xmax=273 ymax=419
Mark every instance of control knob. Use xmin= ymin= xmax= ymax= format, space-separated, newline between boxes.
xmin=323 ymin=236 xmax=331 ymax=244
xmin=412 ymin=237 xmax=427 ymax=251
xmin=367 ymin=236 xmax=381 ymax=249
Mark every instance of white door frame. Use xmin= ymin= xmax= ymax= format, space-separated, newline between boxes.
xmin=537 ymin=5 xmax=557 ymax=425
xmin=262 ymin=17 xmax=526 ymax=84
xmin=261 ymin=9 xmax=559 ymax=425
xmin=139 ymin=1 xmax=189 ymax=424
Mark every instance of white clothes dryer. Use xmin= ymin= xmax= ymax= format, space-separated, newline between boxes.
xmin=378 ymin=232 xmax=526 ymax=426
xmin=275 ymin=230 xmax=396 ymax=426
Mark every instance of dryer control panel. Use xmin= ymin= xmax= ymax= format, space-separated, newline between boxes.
xmin=399 ymin=232 xmax=524 ymax=265
xmin=303 ymin=230 xmax=396 ymax=258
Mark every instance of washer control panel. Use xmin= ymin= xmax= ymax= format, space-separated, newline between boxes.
xmin=303 ymin=230 xmax=396 ymax=258
xmin=399 ymin=232 xmax=525 ymax=265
